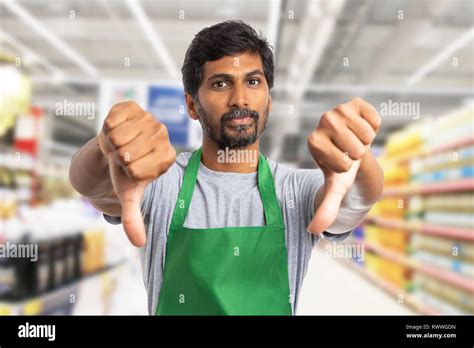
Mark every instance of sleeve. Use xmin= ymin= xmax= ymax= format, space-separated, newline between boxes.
xmin=322 ymin=179 xmax=373 ymax=235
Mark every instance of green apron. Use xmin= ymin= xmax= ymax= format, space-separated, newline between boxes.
xmin=156 ymin=148 xmax=292 ymax=315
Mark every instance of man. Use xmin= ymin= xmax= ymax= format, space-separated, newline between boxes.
xmin=69 ymin=20 xmax=383 ymax=315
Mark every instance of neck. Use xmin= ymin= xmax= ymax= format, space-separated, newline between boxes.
xmin=201 ymin=137 xmax=260 ymax=173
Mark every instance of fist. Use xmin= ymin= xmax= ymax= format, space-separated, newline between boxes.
xmin=307 ymin=98 xmax=381 ymax=234
xmin=307 ymin=98 xmax=381 ymax=173
xmin=98 ymin=101 xmax=176 ymax=247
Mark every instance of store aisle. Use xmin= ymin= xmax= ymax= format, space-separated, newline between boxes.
xmin=109 ymin=251 xmax=148 ymax=315
xmin=297 ymin=245 xmax=416 ymax=315
xmin=103 ymin=224 xmax=148 ymax=315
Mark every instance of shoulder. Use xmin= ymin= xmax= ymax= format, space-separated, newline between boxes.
xmin=174 ymin=150 xmax=193 ymax=171
xmin=266 ymin=157 xmax=322 ymax=184
xmin=146 ymin=150 xmax=193 ymax=192
xmin=265 ymin=157 xmax=324 ymax=200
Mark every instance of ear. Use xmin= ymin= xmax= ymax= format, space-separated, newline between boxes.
xmin=268 ymin=94 xmax=272 ymax=113
xmin=185 ymin=93 xmax=199 ymax=120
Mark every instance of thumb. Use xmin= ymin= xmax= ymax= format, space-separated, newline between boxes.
xmin=108 ymin=159 xmax=147 ymax=247
xmin=307 ymin=160 xmax=360 ymax=234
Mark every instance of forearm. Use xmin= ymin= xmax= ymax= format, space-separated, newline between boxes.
xmin=69 ymin=137 xmax=117 ymax=204
xmin=352 ymin=150 xmax=384 ymax=206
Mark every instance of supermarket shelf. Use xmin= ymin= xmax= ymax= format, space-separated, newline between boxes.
xmin=352 ymin=238 xmax=474 ymax=294
xmin=0 ymin=260 xmax=126 ymax=315
xmin=0 ymin=151 xmax=69 ymax=178
xmin=0 ymin=152 xmax=36 ymax=171
xmin=321 ymin=242 xmax=439 ymax=315
xmin=383 ymin=178 xmax=474 ymax=197
xmin=389 ymin=135 xmax=474 ymax=164
xmin=365 ymin=216 xmax=474 ymax=241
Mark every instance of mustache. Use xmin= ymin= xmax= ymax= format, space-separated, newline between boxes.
xmin=221 ymin=108 xmax=259 ymax=122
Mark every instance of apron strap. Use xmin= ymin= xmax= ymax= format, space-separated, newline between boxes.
xmin=170 ymin=147 xmax=284 ymax=230
xmin=257 ymin=153 xmax=285 ymax=227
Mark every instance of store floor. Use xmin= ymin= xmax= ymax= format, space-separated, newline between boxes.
xmin=297 ymin=245 xmax=416 ymax=315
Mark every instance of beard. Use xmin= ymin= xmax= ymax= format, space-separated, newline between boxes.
xmin=195 ymin=98 xmax=269 ymax=150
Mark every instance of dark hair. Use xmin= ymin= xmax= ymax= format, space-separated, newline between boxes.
xmin=181 ymin=20 xmax=274 ymax=98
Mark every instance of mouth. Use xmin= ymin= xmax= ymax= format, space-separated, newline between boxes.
xmin=226 ymin=116 xmax=254 ymax=126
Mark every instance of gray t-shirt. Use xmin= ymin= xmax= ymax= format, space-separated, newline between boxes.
xmin=104 ymin=151 xmax=372 ymax=315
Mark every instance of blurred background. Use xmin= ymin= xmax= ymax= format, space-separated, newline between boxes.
xmin=0 ymin=0 xmax=472 ymax=315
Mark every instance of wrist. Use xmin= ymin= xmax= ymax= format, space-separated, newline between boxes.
xmin=356 ymin=150 xmax=374 ymax=180
xmin=354 ymin=150 xmax=384 ymax=204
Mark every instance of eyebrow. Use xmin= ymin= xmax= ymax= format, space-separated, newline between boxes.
xmin=207 ymin=69 xmax=264 ymax=82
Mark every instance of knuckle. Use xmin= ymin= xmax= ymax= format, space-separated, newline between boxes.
xmin=337 ymin=160 xmax=351 ymax=173
xmin=124 ymin=100 xmax=139 ymax=109
xmin=307 ymin=132 xmax=320 ymax=147
xmin=320 ymin=111 xmax=338 ymax=129
xmin=157 ymin=146 xmax=176 ymax=175
xmin=126 ymin=163 xmax=142 ymax=180
xmin=167 ymin=146 xmax=177 ymax=164
xmin=108 ymin=131 xmax=120 ymax=146
xmin=156 ymin=123 xmax=170 ymax=139
xmin=144 ymin=111 xmax=154 ymax=119
xmin=111 ymin=101 xmax=129 ymax=114
xmin=373 ymin=116 xmax=382 ymax=130
xmin=352 ymin=146 xmax=365 ymax=159
xmin=103 ymin=117 xmax=114 ymax=132
xmin=108 ymin=132 xmax=120 ymax=146
xmin=164 ymin=146 xmax=175 ymax=163
xmin=118 ymin=148 xmax=131 ymax=163
xmin=109 ymin=103 xmax=122 ymax=114
xmin=320 ymin=111 xmax=330 ymax=122
xmin=159 ymin=122 xmax=168 ymax=134
xmin=366 ymin=129 xmax=377 ymax=144
xmin=332 ymin=165 xmax=345 ymax=174
xmin=335 ymin=103 xmax=349 ymax=115
xmin=358 ymin=127 xmax=376 ymax=145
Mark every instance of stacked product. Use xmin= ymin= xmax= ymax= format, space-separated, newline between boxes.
xmin=358 ymin=104 xmax=474 ymax=314
xmin=0 ymin=200 xmax=106 ymax=302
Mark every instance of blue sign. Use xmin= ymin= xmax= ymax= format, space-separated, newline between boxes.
xmin=147 ymin=85 xmax=189 ymax=146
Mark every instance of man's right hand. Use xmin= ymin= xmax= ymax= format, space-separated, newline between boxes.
xmin=98 ymin=101 xmax=176 ymax=247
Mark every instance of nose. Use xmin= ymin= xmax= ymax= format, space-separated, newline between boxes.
xmin=228 ymin=84 xmax=248 ymax=109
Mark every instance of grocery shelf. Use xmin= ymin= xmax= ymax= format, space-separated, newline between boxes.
xmin=365 ymin=216 xmax=474 ymax=241
xmin=0 ymin=152 xmax=36 ymax=171
xmin=0 ymin=260 xmax=125 ymax=315
xmin=322 ymin=242 xmax=439 ymax=315
xmin=383 ymin=178 xmax=474 ymax=197
xmin=389 ymin=135 xmax=474 ymax=164
xmin=352 ymin=238 xmax=474 ymax=294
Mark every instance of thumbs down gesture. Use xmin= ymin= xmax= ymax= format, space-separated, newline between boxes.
xmin=307 ymin=98 xmax=383 ymax=235
xmin=98 ymin=101 xmax=176 ymax=247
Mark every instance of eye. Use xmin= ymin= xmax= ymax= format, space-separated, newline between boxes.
xmin=247 ymin=78 xmax=261 ymax=86
xmin=212 ymin=80 xmax=228 ymax=88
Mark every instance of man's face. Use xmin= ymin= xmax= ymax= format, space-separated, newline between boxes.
xmin=190 ymin=51 xmax=271 ymax=150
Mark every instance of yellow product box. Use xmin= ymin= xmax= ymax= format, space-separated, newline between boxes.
xmin=364 ymin=225 xmax=380 ymax=245
xmin=82 ymin=228 xmax=105 ymax=274
xmin=378 ymin=258 xmax=409 ymax=289
xmin=379 ymin=229 xmax=409 ymax=253
xmin=364 ymin=252 xmax=380 ymax=274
